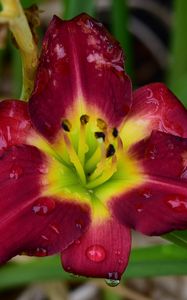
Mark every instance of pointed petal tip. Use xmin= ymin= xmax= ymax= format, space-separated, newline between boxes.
xmin=61 ymin=218 xmax=131 ymax=279
xmin=29 ymin=12 xmax=132 ymax=140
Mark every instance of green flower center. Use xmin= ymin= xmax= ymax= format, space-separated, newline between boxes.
xmin=60 ymin=114 xmax=120 ymax=190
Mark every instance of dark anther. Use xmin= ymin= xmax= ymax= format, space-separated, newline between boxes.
xmin=112 ymin=128 xmax=118 ymax=138
xmin=106 ymin=144 xmax=115 ymax=157
xmin=61 ymin=119 xmax=71 ymax=132
xmin=95 ymin=131 xmax=105 ymax=141
xmin=97 ymin=118 xmax=107 ymax=130
xmin=80 ymin=114 xmax=89 ymax=125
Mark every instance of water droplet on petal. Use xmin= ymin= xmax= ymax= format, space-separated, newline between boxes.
xmin=165 ymin=194 xmax=187 ymax=212
xmin=9 ymin=164 xmax=23 ymax=179
xmin=105 ymin=272 xmax=120 ymax=287
xmin=146 ymin=145 xmax=158 ymax=160
xmin=115 ymin=250 xmax=121 ymax=256
xmin=32 ymin=197 xmax=55 ymax=216
xmin=135 ymin=203 xmax=143 ymax=213
xmin=27 ymin=247 xmax=48 ymax=257
xmin=74 ymin=239 xmax=81 ymax=245
xmin=86 ymin=245 xmax=106 ymax=262
xmin=34 ymin=247 xmax=48 ymax=257
xmin=105 ymin=278 xmax=120 ymax=286
xmin=118 ymin=259 xmax=123 ymax=265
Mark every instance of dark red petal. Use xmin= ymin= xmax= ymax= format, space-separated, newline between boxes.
xmin=61 ymin=217 xmax=131 ymax=279
xmin=29 ymin=14 xmax=132 ymax=141
xmin=121 ymin=83 xmax=187 ymax=148
xmin=0 ymin=145 xmax=90 ymax=263
xmin=0 ymin=100 xmax=32 ymax=150
xmin=110 ymin=131 xmax=187 ymax=235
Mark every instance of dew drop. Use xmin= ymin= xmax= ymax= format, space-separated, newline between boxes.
xmin=27 ymin=247 xmax=48 ymax=257
xmin=105 ymin=272 xmax=120 ymax=287
xmin=114 ymin=250 xmax=121 ymax=256
xmin=146 ymin=145 xmax=158 ymax=160
xmin=86 ymin=245 xmax=106 ymax=262
xmin=34 ymin=247 xmax=48 ymax=257
xmin=9 ymin=164 xmax=23 ymax=179
xmin=118 ymin=259 xmax=123 ymax=265
xmin=74 ymin=239 xmax=81 ymax=245
xmin=135 ymin=203 xmax=143 ymax=213
xmin=165 ymin=194 xmax=187 ymax=212
xmin=32 ymin=197 xmax=55 ymax=216
xmin=105 ymin=279 xmax=120 ymax=287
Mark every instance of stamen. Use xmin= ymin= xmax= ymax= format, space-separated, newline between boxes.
xmin=78 ymin=115 xmax=89 ymax=165
xmin=94 ymin=132 xmax=105 ymax=141
xmin=85 ymin=147 xmax=102 ymax=173
xmin=112 ymin=128 xmax=118 ymax=138
xmin=106 ymin=144 xmax=115 ymax=157
xmin=61 ymin=119 xmax=71 ymax=132
xmin=86 ymin=156 xmax=117 ymax=189
xmin=63 ymin=132 xmax=86 ymax=184
xmin=97 ymin=118 xmax=107 ymax=130
xmin=80 ymin=114 xmax=89 ymax=125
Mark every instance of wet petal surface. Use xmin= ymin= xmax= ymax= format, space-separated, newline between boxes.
xmin=0 ymin=145 xmax=90 ymax=263
xmin=110 ymin=131 xmax=187 ymax=235
xmin=61 ymin=216 xmax=131 ymax=279
xmin=121 ymin=83 xmax=187 ymax=149
xmin=29 ymin=14 xmax=132 ymax=141
xmin=0 ymin=100 xmax=32 ymax=151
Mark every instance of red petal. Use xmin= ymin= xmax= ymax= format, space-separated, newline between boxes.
xmin=0 ymin=100 xmax=32 ymax=150
xmin=110 ymin=131 xmax=187 ymax=235
xmin=0 ymin=145 xmax=90 ymax=263
xmin=61 ymin=217 xmax=131 ymax=279
xmin=121 ymin=83 xmax=187 ymax=148
xmin=29 ymin=14 xmax=132 ymax=141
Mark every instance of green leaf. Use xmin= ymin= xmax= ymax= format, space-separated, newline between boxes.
xmin=111 ymin=0 xmax=133 ymax=78
xmin=167 ymin=0 xmax=187 ymax=91
xmin=0 ymin=244 xmax=187 ymax=290
xmin=63 ymin=0 xmax=95 ymax=19
xmin=168 ymin=73 xmax=187 ymax=107
xmin=163 ymin=230 xmax=187 ymax=249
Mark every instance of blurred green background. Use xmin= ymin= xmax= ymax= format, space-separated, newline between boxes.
xmin=1 ymin=0 xmax=187 ymax=299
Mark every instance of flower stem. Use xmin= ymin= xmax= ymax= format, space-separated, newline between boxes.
xmin=0 ymin=0 xmax=38 ymax=101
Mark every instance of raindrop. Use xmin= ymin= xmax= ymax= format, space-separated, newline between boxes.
xmin=105 ymin=272 xmax=120 ymax=287
xmin=105 ymin=279 xmax=120 ymax=287
xmin=146 ymin=145 xmax=157 ymax=160
xmin=118 ymin=259 xmax=123 ymax=265
xmin=27 ymin=247 xmax=48 ymax=257
xmin=32 ymin=197 xmax=55 ymax=216
xmin=9 ymin=164 xmax=23 ymax=179
xmin=165 ymin=194 xmax=187 ymax=212
xmin=114 ymin=250 xmax=121 ymax=256
xmin=34 ymin=247 xmax=48 ymax=257
xmin=74 ymin=239 xmax=81 ymax=245
xmin=86 ymin=245 xmax=106 ymax=262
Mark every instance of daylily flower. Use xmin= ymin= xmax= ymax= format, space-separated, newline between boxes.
xmin=1 ymin=13 xmax=187 ymax=283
